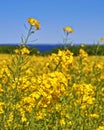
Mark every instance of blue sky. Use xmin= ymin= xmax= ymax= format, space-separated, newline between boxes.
xmin=0 ymin=0 xmax=104 ymax=44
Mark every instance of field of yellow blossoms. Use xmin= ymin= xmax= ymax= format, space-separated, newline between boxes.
xmin=0 ymin=18 xmax=104 ymax=130
xmin=0 ymin=49 xmax=104 ymax=130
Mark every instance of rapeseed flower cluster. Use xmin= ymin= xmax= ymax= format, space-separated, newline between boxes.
xmin=72 ymin=83 xmax=95 ymax=109
xmin=99 ymin=37 xmax=104 ymax=42
xmin=0 ymin=49 xmax=104 ymax=129
xmin=63 ymin=26 xmax=74 ymax=33
xmin=50 ymin=49 xmax=73 ymax=72
xmin=15 ymin=47 xmax=30 ymax=54
xmin=27 ymin=17 xmax=40 ymax=30
xmin=96 ymin=126 xmax=104 ymax=130
xmin=37 ymin=71 xmax=68 ymax=105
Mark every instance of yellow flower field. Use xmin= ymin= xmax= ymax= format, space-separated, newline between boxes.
xmin=0 ymin=50 xmax=104 ymax=130
xmin=0 ymin=18 xmax=104 ymax=130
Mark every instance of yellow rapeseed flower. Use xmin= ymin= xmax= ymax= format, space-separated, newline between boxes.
xmin=90 ymin=113 xmax=99 ymax=118
xmin=99 ymin=37 xmax=104 ymax=42
xmin=27 ymin=18 xmax=37 ymax=26
xmin=21 ymin=47 xmax=30 ymax=55
xmin=0 ymin=102 xmax=5 ymax=114
xmin=21 ymin=113 xmax=27 ymax=122
xmin=0 ymin=84 xmax=3 ymax=93
xmin=79 ymin=49 xmax=88 ymax=57
xmin=27 ymin=18 xmax=40 ymax=30
xmin=14 ymin=49 xmax=20 ymax=54
xmin=35 ymin=20 xmax=40 ymax=30
xmin=96 ymin=126 xmax=104 ymax=130
xmin=59 ymin=119 xmax=66 ymax=126
xmin=63 ymin=26 xmax=74 ymax=33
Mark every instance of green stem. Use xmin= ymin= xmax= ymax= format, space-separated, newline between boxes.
xmin=54 ymin=60 xmax=61 ymax=71
xmin=64 ymin=32 xmax=69 ymax=49
xmin=24 ymin=26 xmax=32 ymax=46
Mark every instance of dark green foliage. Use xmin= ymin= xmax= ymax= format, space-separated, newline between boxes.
xmin=0 ymin=45 xmax=18 ymax=54
xmin=51 ymin=44 xmax=104 ymax=56
xmin=0 ymin=45 xmax=39 ymax=55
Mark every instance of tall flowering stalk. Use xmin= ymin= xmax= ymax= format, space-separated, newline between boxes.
xmin=15 ymin=18 xmax=40 ymax=54
xmin=0 ymin=18 xmax=41 ymax=129
xmin=63 ymin=26 xmax=74 ymax=49
xmin=24 ymin=18 xmax=40 ymax=46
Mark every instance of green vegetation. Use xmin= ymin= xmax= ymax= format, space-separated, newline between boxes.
xmin=52 ymin=44 xmax=104 ymax=56
xmin=0 ymin=45 xmax=39 ymax=55
xmin=0 ymin=43 xmax=104 ymax=56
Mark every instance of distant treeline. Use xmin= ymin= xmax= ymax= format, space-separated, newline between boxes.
xmin=0 ymin=45 xmax=39 ymax=55
xmin=0 ymin=44 xmax=104 ymax=56
xmin=52 ymin=44 xmax=104 ymax=56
